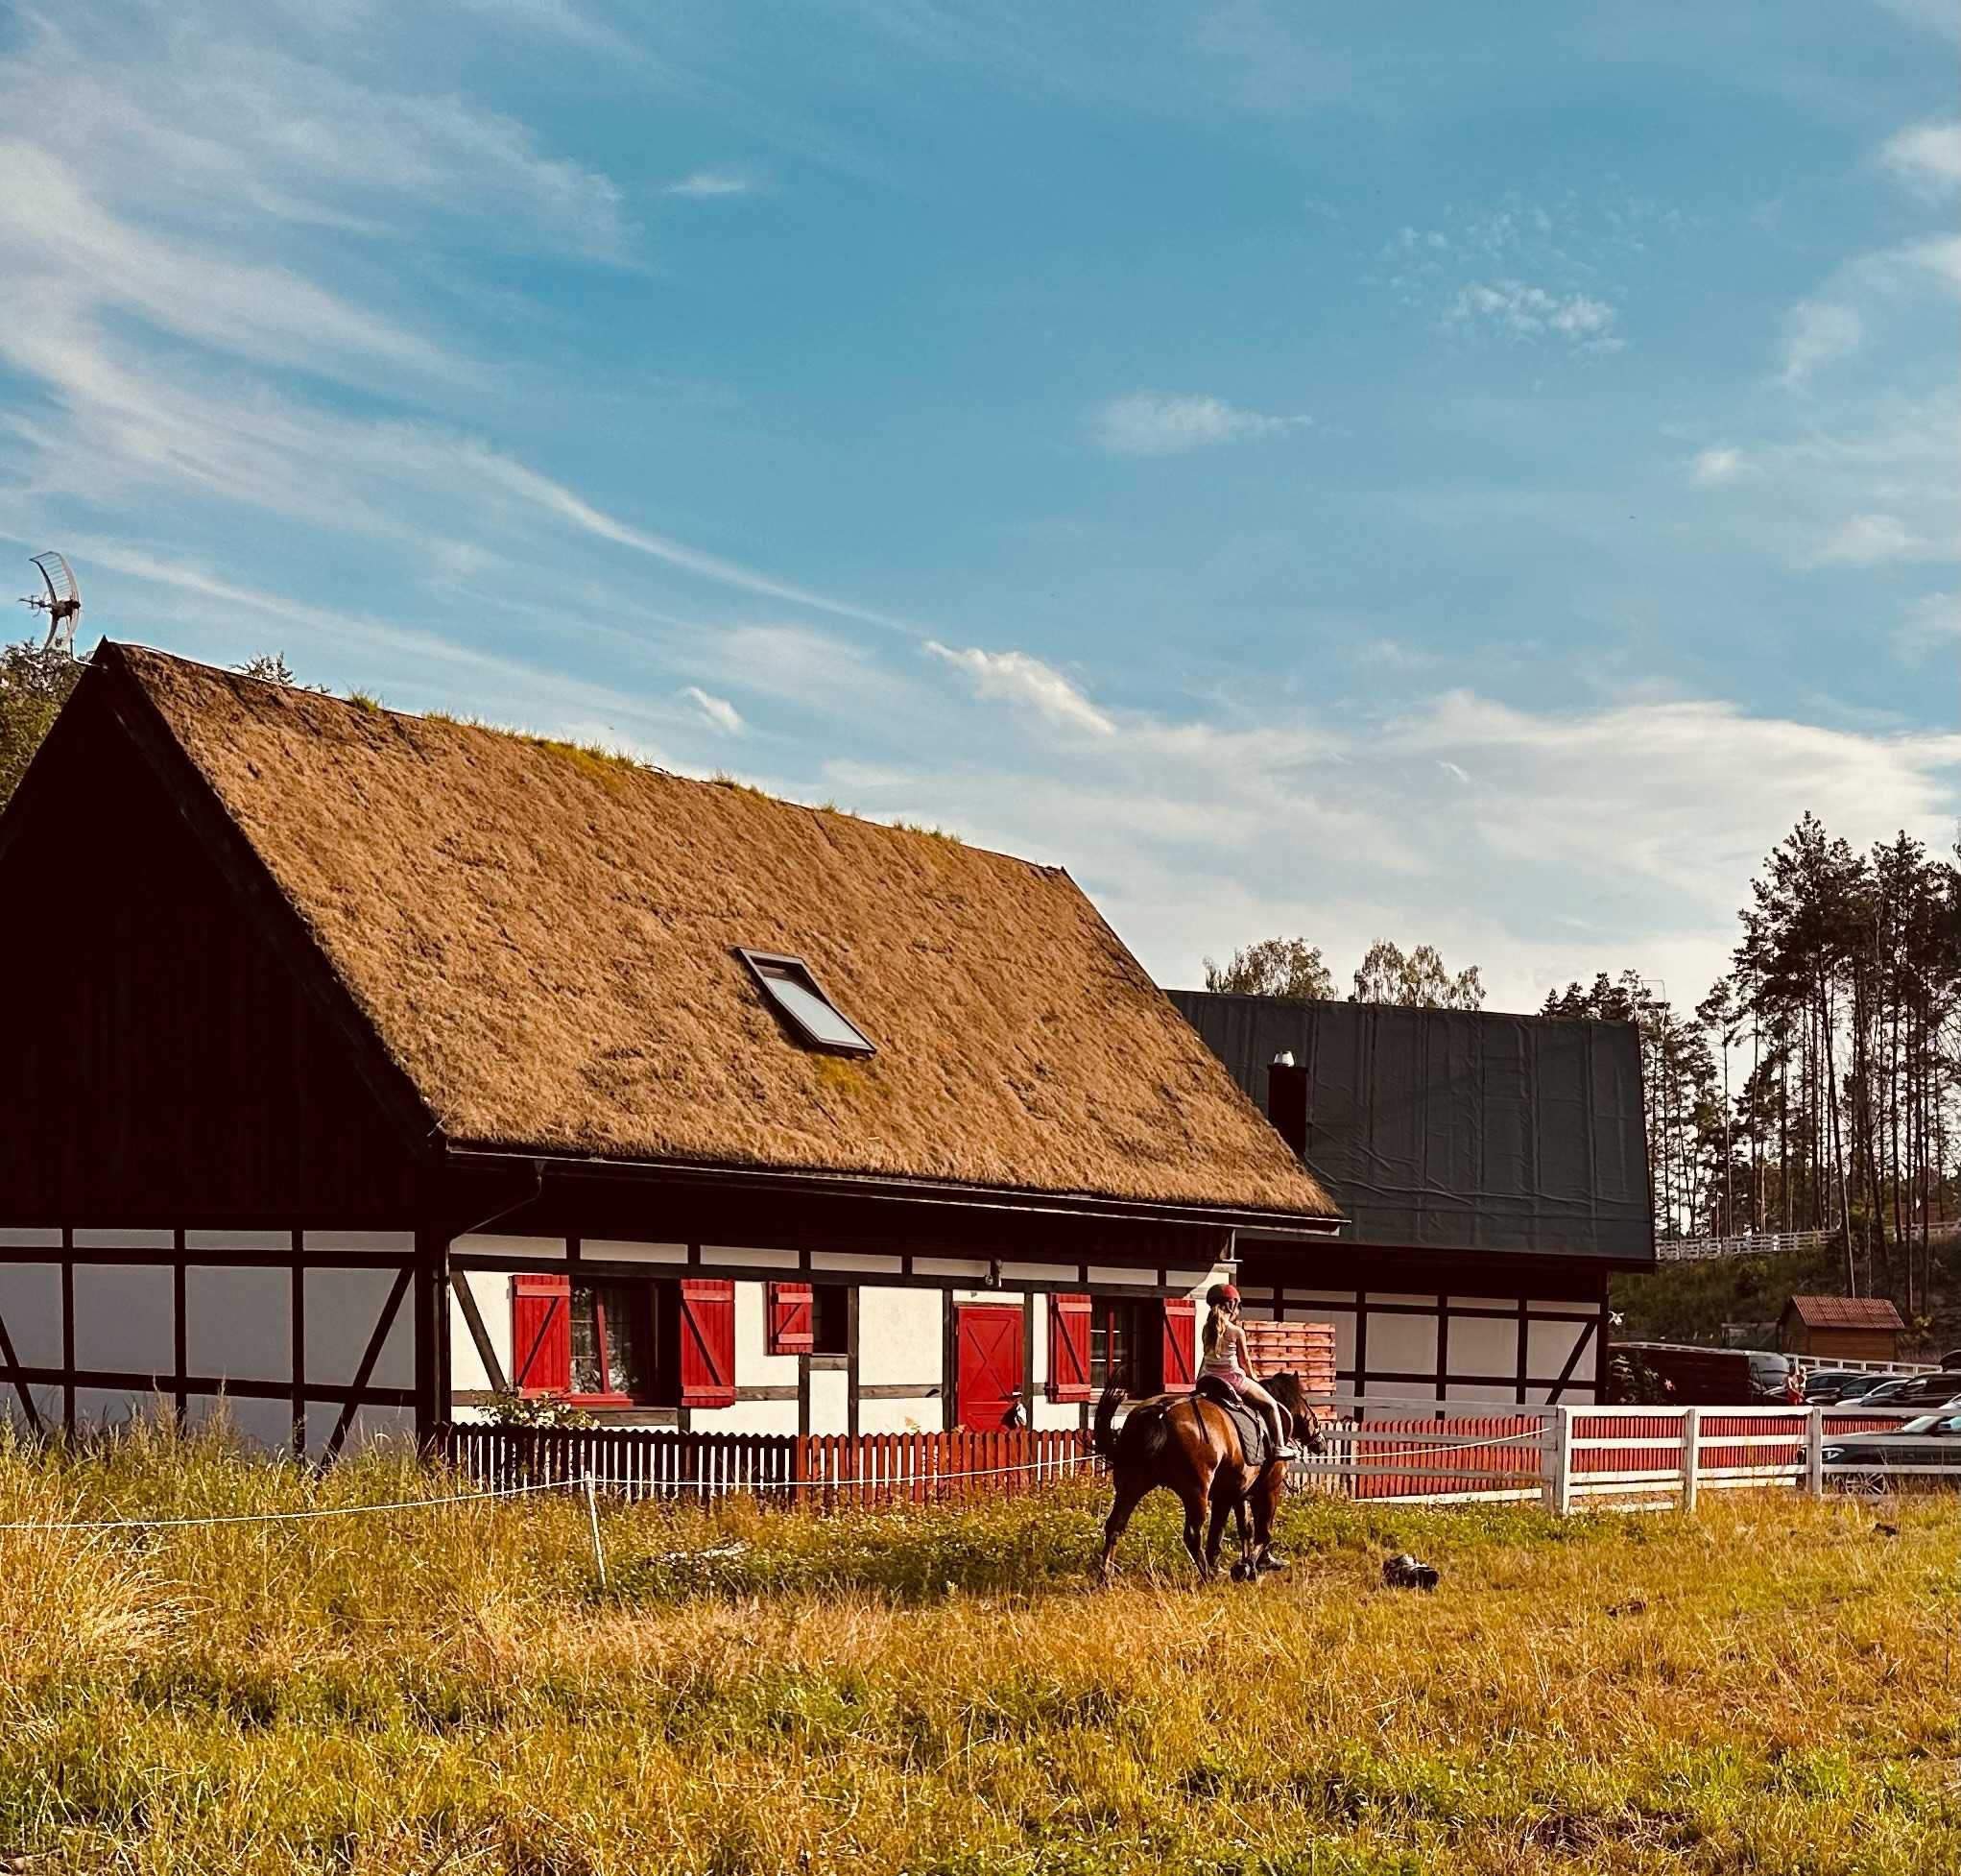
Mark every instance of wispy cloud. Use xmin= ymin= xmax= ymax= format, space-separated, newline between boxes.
xmin=663 ymin=168 xmax=768 ymax=200
xmin=0 ymin=14 xmax=634 ymax=262
xmin=1688 ymin=445 xmax=1747 ymax=486
xmin=1445 ymin=280 xmax=1622 ymax=350
xmin=925 ymin=643 xmax=1115 ymax=735
xmin=680 ymin=685 xmax=745 ymax=734
xmin=1781 ymin=300 xmax=1863 ymax=384
xmin=1086 ymin=392 xmax=1309 ymax=457
xmin=1809 ymin=512 xmax=1923 ymax=566
xmin=1881 ymin=119 xmax=1961 ymax=192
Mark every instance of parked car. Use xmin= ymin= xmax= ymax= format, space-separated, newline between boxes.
xmin=1822 ymin=1410 xmax=1961 ymax=1491
xmin=1803 ymin=1368 xmax=1884 ymax=1404
xmin=1746 ymin=1351 xmax=1798 ymax=1403
xmin=1941 ymin=1349 xmax=1961 ymax=1370
xmin=1851 ymin=1374 xmax=1961 ymax=1410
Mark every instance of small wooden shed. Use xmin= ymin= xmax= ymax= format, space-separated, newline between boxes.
xmin=1780 ymin=1295 xmax=1904 ymax=1362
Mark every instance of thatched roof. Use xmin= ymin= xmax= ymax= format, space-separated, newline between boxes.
xmin=97 ymin=644 xmax=1337 ymax=1222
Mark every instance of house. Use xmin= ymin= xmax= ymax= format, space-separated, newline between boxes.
xmin=0 ymin=644 xmax=1340 ymax=1456
xmin=1780 ymin=1295 xmax=1904 ymax=1363
xmin=1166 ymin=992 xmax=1655 ymax=1407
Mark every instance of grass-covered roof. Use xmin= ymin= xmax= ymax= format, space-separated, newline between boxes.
xmin=97 ymin=643 xmax=1336 ymax=1221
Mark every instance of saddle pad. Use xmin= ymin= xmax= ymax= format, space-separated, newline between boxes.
xmin=1194 ymin=1378 xmax=1269 ymax=1467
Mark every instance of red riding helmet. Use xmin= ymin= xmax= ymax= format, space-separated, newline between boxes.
xmin=1208 ymin=1282 xmax=1240 ymax=1307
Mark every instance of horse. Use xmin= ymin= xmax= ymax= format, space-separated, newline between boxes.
xmin=1091 ymin=1371 xmax=1325 ymax=1585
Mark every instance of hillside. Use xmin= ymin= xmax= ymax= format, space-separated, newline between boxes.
xmin=1614 ymin=1238 xmax=1961 ymax=1358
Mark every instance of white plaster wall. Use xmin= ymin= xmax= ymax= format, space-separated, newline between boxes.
xmin=1445 ymin=1382 xmax=1523 ymax=1405
xmin=343 ymin=1404 xmax=418 ymax=1454
xmin=186 ymin=1392 xmax=294 ymax=1450
xmin=735 ymin=1279 xmax=800 ymax=1390
xmin=303 ymin=1268 xmax=413 ymax=1390
xmin=584 ymin=1239 xmax=685 ymax=1265
xmin=72 ymin=1386 xmax=173 ymax=1431
xmin=857 ymin=1287 xmax=941 ymax=1389
xmin=72 ymin=1264 xmax=174 ymax=1378
xmin=808 ymin=1366 xmax=849 ymax=1432
xmin=698 ymin=1398 xmax=801 ymax=1435
xmin=186 ymin=1266 xmax=289 ymax=1383
xmin=1 ymin=1384 xmax=60 ymax=1435
xmin=1527 ymin=1316 xmax=1590 ymax=1377
xmin=450 ymin=1270 xmax=513 ymax=1394
xmin=856 ymin=1394 xmax=937 ymax=1433
xmin=0 ymin=1263 xmax=62 ymax=1366
xmin=456 ymin=1234 xmax=565 ymax=1261
xmin=1368 ymin=1310 xmax=1441 ymax=1378
xmin=1447 ymin=1315 xmax=1519 ymax=1381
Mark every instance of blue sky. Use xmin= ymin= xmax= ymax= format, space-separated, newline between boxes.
xmin=1 ymin=0 xmax=1955 ymax=1012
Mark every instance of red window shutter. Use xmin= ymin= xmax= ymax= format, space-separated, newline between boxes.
xmin=512 ymin=1272 xmax=570 ymax=1394
xmin=1160 ymin=1296 xmax=1198 ymax=1391
xmin=1046 ymin=1292 xmax=1092 ymax=1403
xmin=767 ymin=1281 xmax=815 ymax=1355
xmin=679 ymin=1278 xmax=737 ymax=1407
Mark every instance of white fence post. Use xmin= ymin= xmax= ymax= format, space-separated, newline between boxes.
xmin=1540 ymin=1407 xmax=1572 ymax=1515
xmin=1680 ymin=1407 xmax=1700 ymax=1514
xmin=582 ymin=1469 xmax=608 ymax=1593
xmin=1806 ymin=1407 xmax=1825 ymax=1498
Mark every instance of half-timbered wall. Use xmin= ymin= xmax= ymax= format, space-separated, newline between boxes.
xmin=1241 ymin=1280 xmax=1607 ymax=1407
xmin=447 ymin=1236 xmax=1232 ymax=1437
xmin=0 ymin=1229 xmax=419 ymax=1454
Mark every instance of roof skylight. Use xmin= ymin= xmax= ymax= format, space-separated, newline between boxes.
xmin=737 ymin=950 xmax=875 ymax=1056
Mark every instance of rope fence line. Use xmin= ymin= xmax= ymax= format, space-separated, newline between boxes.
xmin=0 ymin=1476 xmax=576 ymax=1534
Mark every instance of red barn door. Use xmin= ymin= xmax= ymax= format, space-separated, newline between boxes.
xmin=955 ymin=1304 xmax=1023 ymax=1431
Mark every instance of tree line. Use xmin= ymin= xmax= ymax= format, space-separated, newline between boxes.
xmin=1542 ymin=815 xmax=1960 ymax=1308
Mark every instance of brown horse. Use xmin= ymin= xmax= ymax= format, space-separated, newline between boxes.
xmin=1092 ymin=1371 xmax=1325 ymax=1585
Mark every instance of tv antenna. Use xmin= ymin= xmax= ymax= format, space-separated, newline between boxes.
xmin=19 ymin=551 xmax=82 ymax=652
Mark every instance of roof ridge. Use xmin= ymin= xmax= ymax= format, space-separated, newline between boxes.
xmin=104 ymin=639 xmax=1065 ymax=878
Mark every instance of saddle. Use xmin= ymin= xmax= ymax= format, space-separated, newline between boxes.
xmin=1193 ymin=1374 xmax=1273 ymax=1468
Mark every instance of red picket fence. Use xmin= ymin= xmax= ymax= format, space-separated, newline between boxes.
xmin=1327 ymin=1413 xmax=1543 ymax=1501
xmin=441 ymin=1421 xmax=1094 ymax=1508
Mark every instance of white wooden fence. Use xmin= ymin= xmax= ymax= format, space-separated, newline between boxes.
xmin=1299 ymin=1394 xmax=1961 ymax=1509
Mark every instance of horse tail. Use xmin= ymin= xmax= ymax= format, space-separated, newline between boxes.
xmin=1092 ymin=1385 xmax=1125 ymax=1462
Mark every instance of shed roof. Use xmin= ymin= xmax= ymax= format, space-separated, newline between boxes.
xmin=1783 ymin=1295 xmax=1904 ymax=1332
xmin=84 ymin=643 xmax=1335 ymax=1224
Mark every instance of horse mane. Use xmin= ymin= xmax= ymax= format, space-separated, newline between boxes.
xmin=1261 ymin=1371 xmax=1327 ymax=1450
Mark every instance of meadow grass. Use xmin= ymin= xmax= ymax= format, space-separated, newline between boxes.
xmin=0 ymin=1423 xmax=1953 ymax=1874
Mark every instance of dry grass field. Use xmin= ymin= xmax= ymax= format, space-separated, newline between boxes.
xmin=0 ymin=1425 xmax=1954 ymax=1875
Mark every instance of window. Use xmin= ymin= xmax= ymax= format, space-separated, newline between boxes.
xmin=736 ymin=950 xmax=874 ymax=1055
xmin=1090 ymin=1298 xmax=1149 ymax=1392
xmin=765 ymin=1281 xmax=850 ymax=1357
xmin=808 ymin=1284 xmax=849 ymax=1356
xmin=568 ymin=1282 xmax=655 ymax=1401
xmin=514 ymin=1276 xmax=662 ymax=1404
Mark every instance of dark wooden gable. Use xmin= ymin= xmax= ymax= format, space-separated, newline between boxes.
xmin=0 ymin=661 xmax=432 ymax=1225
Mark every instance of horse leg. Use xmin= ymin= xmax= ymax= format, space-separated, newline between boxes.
xmin=1230 ymin=1496 xmax=1256 ymax=1581
xmin=1249 ymin=1467 xmax=1284 ymax=1572
xmin=1098 ymin=1476 xmax=1148 ymax=1587
xmin=1205 ymin=1489 xmax=1233 ymax=1575
xmin=1180 ymin=1482 xmax=1213 ymax=1582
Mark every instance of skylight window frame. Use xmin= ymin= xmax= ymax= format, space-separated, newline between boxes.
xmin=735 ymin=949 xmax=876 ymax=1058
